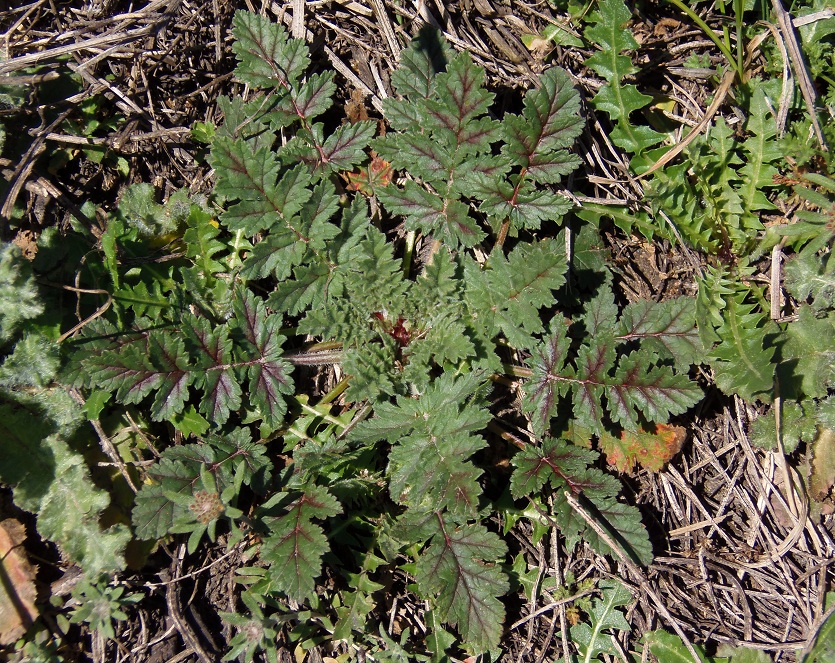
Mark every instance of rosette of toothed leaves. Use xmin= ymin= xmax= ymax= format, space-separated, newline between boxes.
xmin=69 ymin=575 xmax=142 ymax=641
xmin=165 ymin=463 xmax=245 ymax=554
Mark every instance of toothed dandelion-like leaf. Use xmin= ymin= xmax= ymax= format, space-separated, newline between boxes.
xmin=584 ymin=0 xmax=664 ymax=158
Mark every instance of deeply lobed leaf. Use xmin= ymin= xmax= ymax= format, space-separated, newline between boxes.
xmin=524 ymin=289 xmax=702 ymax=437
xmin=78 ymin=290 xmax=292 ymax=428
xmin=261 ymin=486 xmax=342 ymax=602
xmin=401 ymin=513 xmax=508 ymax=653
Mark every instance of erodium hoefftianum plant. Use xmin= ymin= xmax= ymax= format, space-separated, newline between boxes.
xmin=1 ymin=10 xmax=709 ymax=658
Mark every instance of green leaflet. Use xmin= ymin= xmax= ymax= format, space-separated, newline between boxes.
xmin=259 ymin=485 xmax=342 ymax=602
xmin=567 ymin=579 xmax=632 ymax=663
xmin=616 ymin=297 xmax=704 ymax=369
xmin=397 ymin=512 xmax=509 ymax=654
xmin=375 ymin=48 xmax=497 ymax=248
xmin=183 ymin=205 xmax=227 ymax=278
xmin=333 ymin=550 xmax=386 ymax=640
xmin=116 ymin=182 xmax=180 ymax=238
xmin=351 ymin=371 xmax=492 ymax=513
xmin=231 ymin=11 xmax=309 ymax=90
xmin=510 ymin=438 xmax=653 ymax=565
xmin=464 ymin=238 xmax=568 ymax=348
xmin=349 ymin=372 xmax=507 ymax=647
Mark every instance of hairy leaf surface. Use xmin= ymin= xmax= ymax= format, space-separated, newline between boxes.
xmin=524 ymin=290 xmax=701 ymax=437
xmin=261 ymin=486 xmax=342 ymax=602
xmin=403 ymin=514 xmax=508 ymax=653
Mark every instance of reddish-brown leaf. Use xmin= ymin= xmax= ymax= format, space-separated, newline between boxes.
xmin=0 ymin=519 xmax=38 ymax=645
xmin=599 ymin=423 xmax=686 ymax=473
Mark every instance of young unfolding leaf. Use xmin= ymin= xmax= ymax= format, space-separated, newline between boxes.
xmin=114 ymin=277 xmax=176 ymax=319
xmin=183 ymin=206 xmax=226 ymax=278
xmin=352 ymin=372 xmax=492 ymax=509
xmin=465 ymin=238 xmax=568 ymax=348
